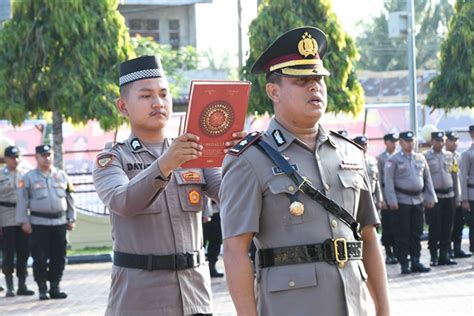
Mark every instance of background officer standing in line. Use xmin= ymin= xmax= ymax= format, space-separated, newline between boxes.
xmin=220 ymin=27 xmax=389 ymax=316
xmin=384 ymin=131 xmax=437 ymax=274
xmin=377 ymin=133 xmax=399 ymax=264
xmin=202 ymin=197 xmax=224 ymax=278
xmin=353 ymin=136 xmax=383 ymax=210
xmin=0 ymin=146 xmax=35 ymax=297
xmin=460 ymin=125 xmax=474 ymax=253
xmin=446 ymin=131 xmax=471 ymax=258
xmin=93 ymin=55 xmax=244 ymax=316
xmin=16 ymin=145 xmax=75 ymax=300
xmin=425 ymin=131 xmax=459 ymax=266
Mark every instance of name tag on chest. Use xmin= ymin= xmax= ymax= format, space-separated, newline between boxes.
xmin=272 ymin=164 xmax=299 ymax=175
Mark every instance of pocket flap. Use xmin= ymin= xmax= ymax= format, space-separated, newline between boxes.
xmin=267 ymin=263 xmax=317 ymax=292
xmin=267 ymin=178 xmax=298 ymax=196
xmin=175 ymin=169 xmax=206 ymax=185
xmin=338 ymin=172 xmax=365 ymax=190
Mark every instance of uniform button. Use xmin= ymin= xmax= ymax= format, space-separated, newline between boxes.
xmin=288 ymin=280 xmax=295 ymax=287
xmin=331 ymin=220 xmax=337 ymax=228
xmin=324 ymin=183 xmax=330 ymax=191
xmin=288 ymin=186 xmax=295 ymax=192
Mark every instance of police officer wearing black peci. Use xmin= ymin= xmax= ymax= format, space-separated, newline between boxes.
xmin=446 ymin=131 xmax=471 ymax=258
xmin=425 ymin=131 xmax=459 ymax=266
xmin=384 ymin=131 xmax=437 ymax=274
xmin=16 ymin=145 xmax=76 ymax=300
xmin=377 ymin=133 xmax=399 ymax=264
xmin=0 ymin=146 xmax=35 ymax=297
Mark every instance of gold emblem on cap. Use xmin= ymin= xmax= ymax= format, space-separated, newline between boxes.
xmin=289 ymin=201 xmax=305 ymax=216
xmin=298 ymin=32 xmax=318 ymax=57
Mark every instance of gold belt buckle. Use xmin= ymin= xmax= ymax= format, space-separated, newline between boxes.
xmin=298 ymin=176 xmax=312 ymax=192
xmin=333 ymin=238 xmax=348 ymax=268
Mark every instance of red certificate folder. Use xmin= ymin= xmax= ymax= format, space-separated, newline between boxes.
xmin=181 ymin=80 xmax=251 ymax=168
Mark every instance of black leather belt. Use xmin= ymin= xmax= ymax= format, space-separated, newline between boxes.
xmin=435 ymin=187 xmax=454 ymax=194
xmin=30 ymin=211 xmax=65 ymax=219
xmin=468 ymin=184 xmax=474 ymax=188
xmin=259 ymin=239 xmax=363 ymax=269
xmin=0 ymin=201 xmax=16 ymax=207
xmin=113 ymin=250 xmax=203 ymax=271
xmin=395 ymin=187 xmax=423 ymax=196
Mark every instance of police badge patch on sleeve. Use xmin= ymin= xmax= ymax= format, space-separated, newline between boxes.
xmin=97 ymin=153 xmax=114 ymax=168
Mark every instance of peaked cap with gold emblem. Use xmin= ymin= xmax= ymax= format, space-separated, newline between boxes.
xmin=251 ymin=26 xmax=330 ymax=77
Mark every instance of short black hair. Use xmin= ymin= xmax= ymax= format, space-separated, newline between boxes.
xmin=266 ymin=72 xmax=283 ymax=84
xmin=119 ymin=83 xmax=132 ymax=97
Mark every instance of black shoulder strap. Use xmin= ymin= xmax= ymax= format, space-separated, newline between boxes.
xmin=254 ymin=139 xmax=361 ymax=241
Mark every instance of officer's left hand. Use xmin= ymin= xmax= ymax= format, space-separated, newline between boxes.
xmin=223 ymin=131 xmax=247 ymax=153
xmin=424 ymin=202 xmax=435 ymax=209
xmin=66 ymin=223 xmax=75 ymax=231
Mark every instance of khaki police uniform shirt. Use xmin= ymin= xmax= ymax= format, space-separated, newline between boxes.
xmin=424 ymin=149 xmax=460 ymax=201
xmin=460 ymin=144 xmax=474 ymax=201
xmin=383 ymin=151 xmax=437 ymax=206
xmin=0 ymin=165 xmax=28 ymax=227
xmin=366 ymin=154 xmax=382 ymax=206
xmin=16 ymin=167 xmax=75 ymax=226
xmin=220 ymin=119 xmax=380 ymax=316
xmin=93 ymin=134 xmax=220 ymax=316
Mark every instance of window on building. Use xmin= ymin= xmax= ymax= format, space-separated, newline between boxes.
xmin=169 ymin=19 xmax=180 ymax=49
xmin=128 ymin=18 xmax=160 ymax=42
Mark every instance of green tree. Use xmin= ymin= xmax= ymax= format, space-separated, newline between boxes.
xmin=242 ymin=0 xmax=363 ymax=115
xmin=356 ymin=0 xmax=454 ymax=71
xmin=0 ymin=0 xmax=134 ymax=168
xmin=425 ymin=0 xmax=473 ymax=109
xmin=130 ymin=35 xmax=199 ymax=97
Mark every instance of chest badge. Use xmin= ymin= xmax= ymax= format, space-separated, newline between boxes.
xmin=289 ymin=201 xmax=305 ymax=216
xmin=188 ymin=189 xmax=201 ymax=205
xmin=181 ymin=170 xmax=202 ymax=183
xmin=272 ymin=129 xmax=286 ymax=146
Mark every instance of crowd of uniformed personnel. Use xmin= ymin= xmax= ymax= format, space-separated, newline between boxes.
xmin=351 ymin=127 xmax=473 ymax=275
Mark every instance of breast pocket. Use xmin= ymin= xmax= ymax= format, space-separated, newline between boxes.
xmin=177 ymin=185 xmax=204 ymax=212
xmin=32 ymin=181 xmax=48 ymax=200
xmin=267 ymin=263 xmax=318 ymax=293
xmin=53 ymin=182 xmax=67 ymax=198
xmin=338 ymin=171 xmax=367 ymax=213
xmin=415 ymin=161 xmax=425 ymax=175
xmin=396 ymin=161 xmax=410 ymax=176
xmin=267 ymin=177 xmax=302 ymax=225
xmin=427 ymin=158 xmax=440 ymax=173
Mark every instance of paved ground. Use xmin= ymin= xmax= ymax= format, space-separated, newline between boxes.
xmin=1 ymin=240 xmax=473 ymax=316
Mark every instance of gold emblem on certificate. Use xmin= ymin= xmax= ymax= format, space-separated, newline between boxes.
xmin=199 ymin=101 xmax=234 ymax=137
xmin=289 ymin=201 xmax=305 ymax=216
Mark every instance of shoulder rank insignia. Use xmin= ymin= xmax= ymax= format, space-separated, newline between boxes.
xmin=330 ymin=130 xmax=364 ymax=150
xmin=229 ymin=131 xmax=262 ymax=156
xmin=97 ymin=153 xmax=114 ymax=168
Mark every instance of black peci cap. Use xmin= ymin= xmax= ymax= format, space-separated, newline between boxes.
xmin=383 ymin=133 xmax=399 ymax=142
xmin=119 ymin=55 xmax=164 ymax=87
xmin=399 ymin=131 xmax=415 ymax=141
xmin=353 ymin=136 xmax=368 ymax=146
xmin=35 ymin=145 xmax=52 ymax=154
xmin=446 ymin=131 xmax=459 ymax=140
xmin=251 ymin=26 xmax=330 ymax=77
xmin=470 ymin=125 xmax=474 ymax=133
xmin=4 ymin=146 xmax=20 ymax=158
xmin=431 ymin=131 xmax=445 ymax=141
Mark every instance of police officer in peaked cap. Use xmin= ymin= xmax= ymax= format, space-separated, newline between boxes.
xmin=220 ymin=26 xmax=389 ymax=315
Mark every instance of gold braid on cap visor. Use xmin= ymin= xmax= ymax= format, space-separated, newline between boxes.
xmin=269 ymin=59 xmax=322 ymax=72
